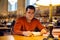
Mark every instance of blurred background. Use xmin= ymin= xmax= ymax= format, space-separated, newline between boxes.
xmin=0 ymin=0 xmax=60 ymax=36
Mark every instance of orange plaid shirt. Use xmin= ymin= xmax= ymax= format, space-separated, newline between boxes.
xmin=13 ymin=17 xmax=45 ymax=35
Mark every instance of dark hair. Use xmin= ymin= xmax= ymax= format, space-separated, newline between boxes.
xmin=26 ymin=5 xmax=35 ymax=12
xmin=54 ymin=17 xmax=57 ymax=20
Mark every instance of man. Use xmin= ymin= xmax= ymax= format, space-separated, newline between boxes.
xmin=13 ymin=5 xmax=47 ymax=36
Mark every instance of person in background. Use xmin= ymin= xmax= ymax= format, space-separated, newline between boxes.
xmin=13 ymin=5 xmax=47 ymax=36
xmin=52 ymin=17 xmax=57 ymax=26
xmin=57 ymin=18 xmax=60 ymax=26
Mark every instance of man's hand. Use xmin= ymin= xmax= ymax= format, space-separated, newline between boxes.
xmin=40 ymin=28 xmax=48 ymax=35
xmin=22 ymin=31 xmax=32 ymax=36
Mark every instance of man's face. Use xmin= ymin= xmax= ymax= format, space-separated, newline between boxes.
xmin=26 ymin=8 xmax=35 ymax=20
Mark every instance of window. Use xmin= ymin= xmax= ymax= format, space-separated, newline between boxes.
xmin=29 ymin=0 xmax=36 ymax=5
xmin=8 ymin=0 xmax=17 ymax=12
xmin=26 ymin=0 xmax=37 ymax=6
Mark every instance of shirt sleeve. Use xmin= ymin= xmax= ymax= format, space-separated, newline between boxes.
xmin=36 ymin=20 xmax=45 ymax=30
xmin=13 ymin=18 xmax=23 ymax=35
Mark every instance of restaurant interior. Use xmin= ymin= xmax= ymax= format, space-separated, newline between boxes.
xmin=0 ymin=0 xmax=60 ymax=40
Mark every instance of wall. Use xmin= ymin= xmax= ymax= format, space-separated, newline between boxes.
xmin=17 ymin=0 xmax=25 ymax=17
xmin=0 ymin=0 xmax=8 ymax=16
